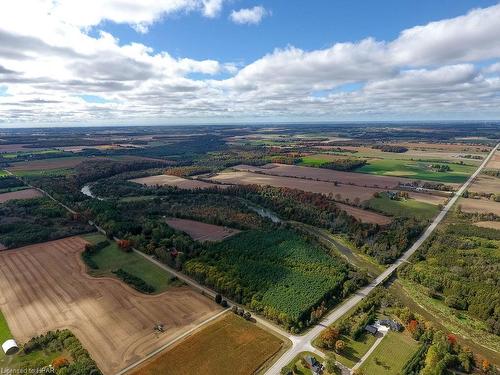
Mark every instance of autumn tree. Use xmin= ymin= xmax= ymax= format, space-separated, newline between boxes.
xmin=318 ymin=327 xmax=340 ymax=350
xmin=335 ymin=339 xmax=345 ymax=353
xmin=52 ymin=356 xmax=69 ymax=370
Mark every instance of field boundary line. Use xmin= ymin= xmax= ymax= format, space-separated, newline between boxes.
xmin=115 ymin=309 xmax=227 ymax=375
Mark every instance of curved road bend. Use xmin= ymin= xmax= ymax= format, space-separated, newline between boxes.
xmin=264 ymin=142 xmax=498 ymax=375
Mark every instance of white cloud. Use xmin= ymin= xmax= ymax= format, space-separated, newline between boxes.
xmin=230 ymin=6 xmax=268 ymax=25
xmin=202 ymin=0 xmax=224 ymax=18
xmin=0 ymin=2 xmax=500 ymax=125
xmin=388 ymin=5 xmax=500 ymax=66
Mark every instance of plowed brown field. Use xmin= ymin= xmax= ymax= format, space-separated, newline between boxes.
xmin=209 ymin=170 xmax=383 ymax=202
xmin=166 ymin=218 xmax=240 ymax=241
xmin=131 ymin=174 xmax=227 ymax=189
xmin=0 ymin=237 xmax=220 ymax=374
xmin=0 ymin=188 xmax=42 ymax=202
xmin=233 ymin=164 xmax=412 ymax=188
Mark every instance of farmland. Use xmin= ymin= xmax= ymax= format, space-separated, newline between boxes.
xmin=208 ymin=170 xmax=383 ymax=202
xmin=475 ymin=221 xmax=500 ymax=230
xmin=0 ymin=188 xmax=43 ymax=203
xmin=458 ymin=197 xmax=500 ymax=215
xmin=165 ymin=218 xmax=240 ymax=241
xmin=366 ymin=193 xmax=439 ymax=220
xmin=468 ymin=173 xmax=500 ymax=194
xmin=82 ymin=233 xmax=179 ymax=293
xmin=0 ymin=236 xmax=220 ymax=374
xmin=6 ymin=156 xmax=95 ymax=172
xmin=133 ymin=313 xmax=286 ymax=375
xmin=233 ymin=163 xmax=416 ymax=189
xmin=355 ymin=159 xmax=476 ymax=183
xmin=131 ymin=174 xmax=226 ymax=189
xmin=184 ymin=229 xmax=359 ymax=332
xmin=334 ymin=203 xmax=392 ymax=225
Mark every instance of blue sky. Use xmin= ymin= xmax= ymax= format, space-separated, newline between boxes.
xmin=0 ymin=0 xmax=500 ymax=126
xmin=101 ymin=1 xmax=498 ymax=62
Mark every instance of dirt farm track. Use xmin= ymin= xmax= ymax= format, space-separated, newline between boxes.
xmin=0 ymin=237 xmax=220 ymax=374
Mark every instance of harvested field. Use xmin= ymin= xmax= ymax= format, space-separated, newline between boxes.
xmin=474 ymin=221 xmax=500 ymax=230
xmin=458 ymin=198 xmax=500 ymax=216
xmin=0 ymin=188 xmax=42 ymax=203
xmin=166 ymin=218 xmax=240 ymax=241
xmin=132 ymin=312 xmax=285 ymax=375
xmin=469 ymin=174 xmax=500 ymax=194
xmin=486 ymin=151 xmax=500 ymax=169
xmin=233 ymin=163 xmax=414 ymax=188
xmin=131 ymin=174 xmax=227 ymax=190
xmin=0 ymin=237 xmax=220 ymax=375
xmin=0 ymin=144 xmax=46 ymax=153
xmin=335 ymin=203 xmax=392 ymax=225
xmin=407 ymin=191 xmax=448 ymax=205
xmin=209 ymin=171 xmax=383 ymax=202
xmin=387 ymin=142 xmax=490 ymax=153
xmin=6 ymin=157 xmax=104 ymax=171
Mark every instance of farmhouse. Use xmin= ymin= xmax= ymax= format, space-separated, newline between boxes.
xmin=2 ymin=339 xmax=19 ymax=355
xmin=377 ymin=319 xmax=403 ymax=331
xmin=365 ymin=324 xmax=378 ymax=335
xmin=304 ymin=354 xmax=323 ymax=375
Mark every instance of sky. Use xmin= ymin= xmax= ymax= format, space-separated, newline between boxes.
xmin=1 ymin=0 xmax=500 ymax=126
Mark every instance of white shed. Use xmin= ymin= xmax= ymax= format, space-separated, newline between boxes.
xmin=2 ymin=339 xmax=19 ymax=355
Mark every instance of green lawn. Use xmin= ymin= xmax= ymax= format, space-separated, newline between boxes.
xmin=333 ymin=334 xmax=377 ymax=368
xmin=366 ymin=195 xmax=439 ymax=220
xmin=283 ymin=351 xmax=334 ymax=375
xmin=360 ymin=332 xmax=419 ymax=375
xmin=356 ymin=159 xmax=475 ymax=183
xmin=82 ymin=233 xmax=179 ymax=293
xmin=0 ymin=310 xmax=12 ymax=344
xmin=0 ymin=170 xmax=8 ymax=177
xmin=0 ymin=310 xmax=62 ymax=370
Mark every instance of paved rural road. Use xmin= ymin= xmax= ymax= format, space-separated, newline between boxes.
xmin=264 ymin=142 xmax=499 ymax=375
xmin=13 ymin=143 xmax=497 ymax=375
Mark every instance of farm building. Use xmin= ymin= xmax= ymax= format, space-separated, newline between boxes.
xmin=377 ymin=319 xmax=403 ymax=331
xmin=365 ymin=324 xmax=378 ymax=335
xmin=2 ymin=339 xmax=19 ymax=355
xmin=304 ymin=354 xmax=323 ymax=375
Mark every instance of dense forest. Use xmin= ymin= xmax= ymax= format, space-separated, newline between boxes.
xmin=400 ymin=219 xmax=500 ymax=336
xmin=221 ymin=185 xmax=425 ymax=264
xmin=184 ymin=229 xmax=366 ymax=332
xmin=0 ymin=197 xmax=92 ymax=248
xmin=373 ymin=145 xmax=409 ymax=153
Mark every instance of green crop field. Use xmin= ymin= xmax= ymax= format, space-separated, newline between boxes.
xmin=356 ymin=159 xmax=475 ymax=183
xmin=366 ymin=195 xmax=439 ymax=220
xmin=82 ymin=233 xmax=178 ymax=293
xmin=0 ymin=149 xmax=63 ymax=159
xmin=184 ymin=229 xmax=351 ymax=331
xmin=360 ymin=332 xmax=419 ymax=374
